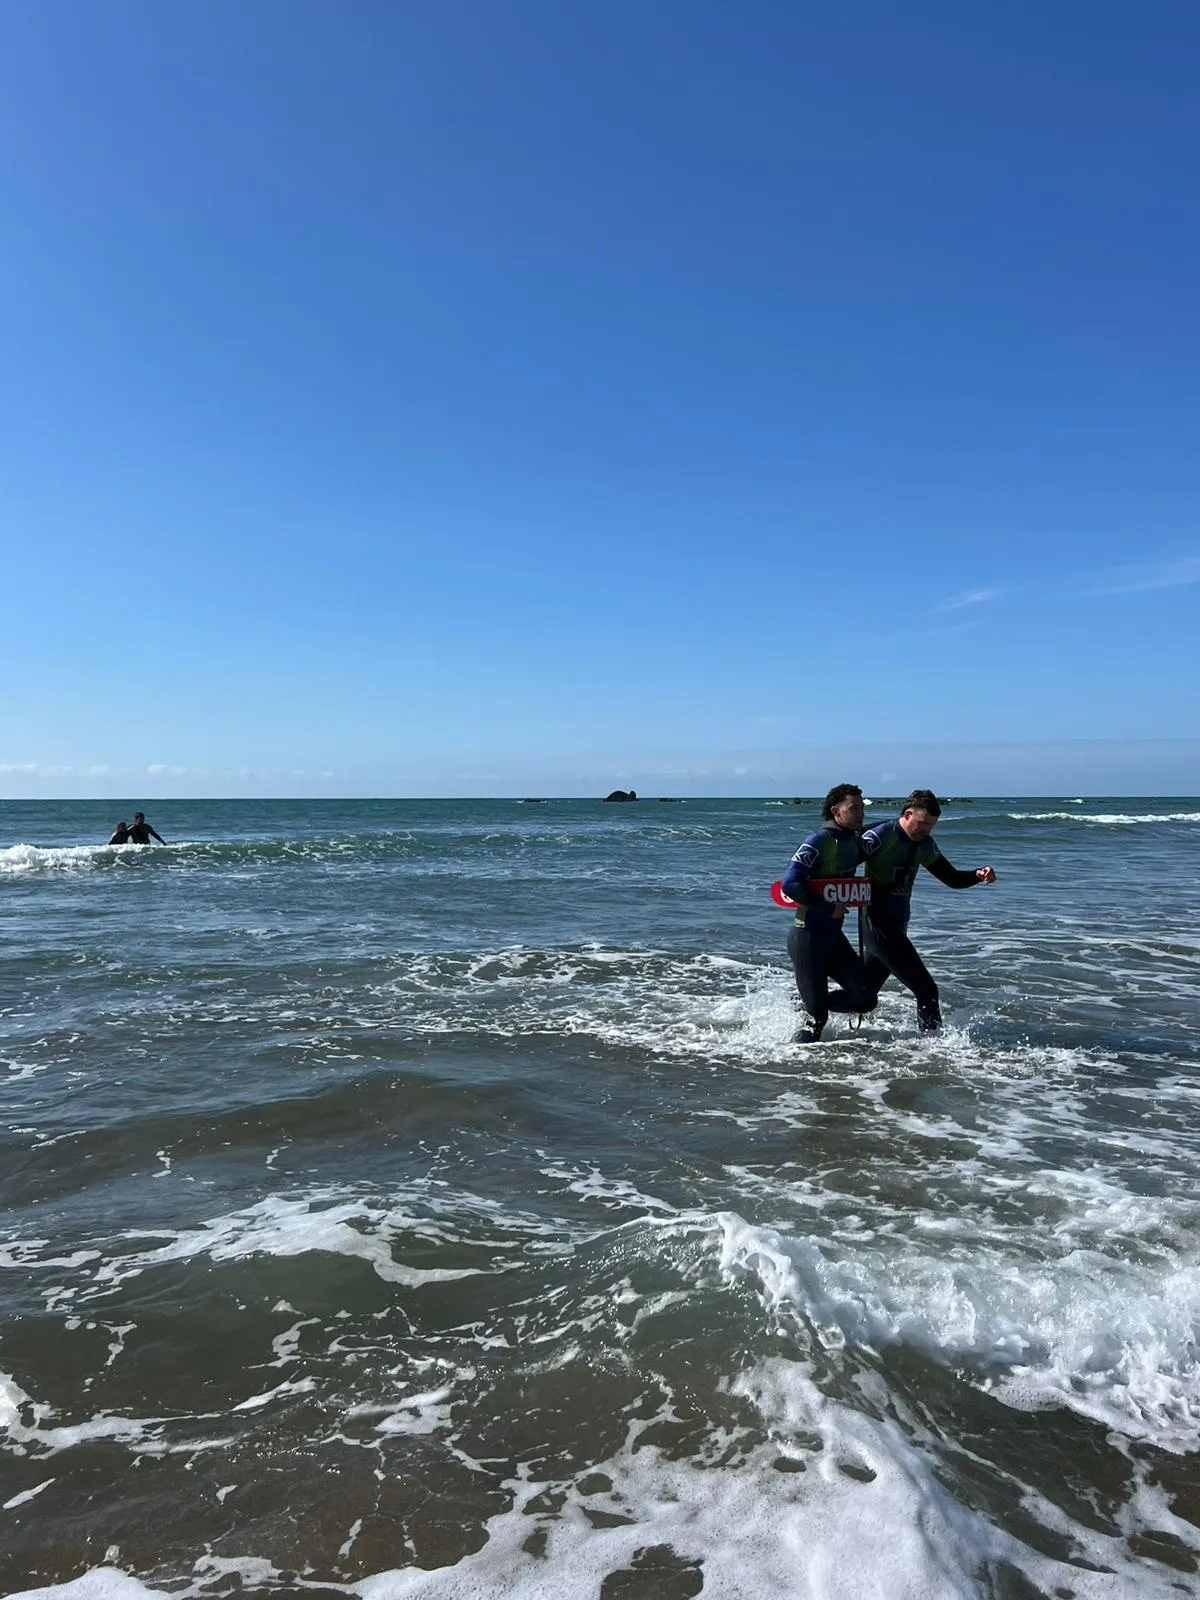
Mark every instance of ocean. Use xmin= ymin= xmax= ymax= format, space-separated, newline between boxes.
xmin=1 ymin=796 xmax=1198 ymax=1599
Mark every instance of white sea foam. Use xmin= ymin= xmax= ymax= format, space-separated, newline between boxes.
xmin=387 ymin=945 xmax=803 ymax=1064
xmin=0 ymin=1370 xmax=153 ymax=1455
xmin=0 ymin=843 xmax=122 ymax=877
xmin=6 ymin=1183 xmax=1200 ymax=1597
xmin=5 ymin=1575 xmax=174 ymax=1600
xmin=718 ymin=1199 xmax=1200 ymax=1453
xmin=2 ymin=1055 xmax=46 ymax=1081
xmin=9 ymin=1375 xmax=1196 ymax=1600
xmin=0 ymin=842 xmax=192 ymax=877
xmin=80 ymin=1193 xmax=506 ymax=1297
xmin=1007 ymin=811 xmax=1200 ymax=824
xmin=3 ymin=1184 xmax=575 ymax=1326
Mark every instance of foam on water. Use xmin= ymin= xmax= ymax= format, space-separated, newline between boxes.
xmin=4 ymin=1167 xmax=1200 ymax=1595
xmin=8 ymin=1356 xmax=1199 ymax=1600
xmin=1006 ymin=811 xmax=1200 ymax=824
xmin=719 ymin=1203 xmax=1200 ymax=1451
xmin=0 ymin=843 xmax=145 ymax=877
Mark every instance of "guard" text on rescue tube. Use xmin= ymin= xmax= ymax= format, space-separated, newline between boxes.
xmin=815 ymin=877 xmax=872 ymax=907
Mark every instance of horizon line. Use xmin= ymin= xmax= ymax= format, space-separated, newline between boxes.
xmin=4 ymin=792 xmax=1200 ymax=804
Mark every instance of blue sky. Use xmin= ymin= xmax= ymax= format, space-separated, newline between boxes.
xmin=1 ymin=0 xmax=1197 ymax=797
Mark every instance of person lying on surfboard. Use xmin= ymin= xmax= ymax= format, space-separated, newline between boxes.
xmin=859 ymin=789 xmax=995 ymax=1033
xmin=779 ymin=783 xmax=876 ymax=1044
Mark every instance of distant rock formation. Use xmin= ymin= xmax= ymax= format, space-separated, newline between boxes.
xmin=603 ymin=789 xmax=638 ymax=802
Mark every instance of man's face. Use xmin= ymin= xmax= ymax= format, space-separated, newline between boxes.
xmin=831 ymin=793 xmax=864 ymax=830
xmin=900 ymin=807 xmax=937 ymax=841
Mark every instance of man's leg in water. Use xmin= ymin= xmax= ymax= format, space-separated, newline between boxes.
xmin=861 ymin=915 xmax=895 ymax=1010
xmin=787 ymin=923 xmax=831 ymax=1041
xmin=865 ymin=914 xmax=941 ymax=1030
xmin=823 ymin=924 xmax=878 ymax=1016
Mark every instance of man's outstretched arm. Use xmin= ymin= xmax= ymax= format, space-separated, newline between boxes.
xmin=927 ymin=855 xmax=995 ymax=889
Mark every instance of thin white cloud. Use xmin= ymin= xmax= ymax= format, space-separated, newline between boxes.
xmin=1094 ymin=556 xmax=1200 ymax=594
xmin=147 ymin=764 xmax=187 ymax=777
xmin=915 ymin=620 xmax=979 ymax=640
xmin=0 ymin=762 xmax=72 ymax=777
xmin=934 ymin=587 xmax=1007 ymax=611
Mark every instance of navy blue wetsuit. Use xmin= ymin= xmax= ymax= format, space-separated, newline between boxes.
xmin=859 ymin=819 xmax=979 ymax=1031
xmin=781 ymin=826 xmax=875 ymax=1037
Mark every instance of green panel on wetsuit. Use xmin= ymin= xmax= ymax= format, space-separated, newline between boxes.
xmin=862 ymin=823 xmax=940 ymax=916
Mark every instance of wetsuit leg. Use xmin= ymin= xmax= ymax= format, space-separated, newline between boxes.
xmin=858 ymin=916 xmax=891 ymax=1005
xmin=788 ymin=920 xmax=878 ymax=1036
xmin=823 ymin=924 xmax=877 ymax=1015
xmin=787 ymin=922 xmax=831 ymax=1036
xmin=861 ymin=949 xmax=890 ymax=1005
xmin=864 ymin=914 xmax=941 ymax=1031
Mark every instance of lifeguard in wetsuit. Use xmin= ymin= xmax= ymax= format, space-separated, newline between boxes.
xmin=781 ymin=783 xmax=876 ymax=1043
xmin=860 ymin=789 xmax=996 ymax=1032
xmin=127 ymin=812 xmax=166 ymax=845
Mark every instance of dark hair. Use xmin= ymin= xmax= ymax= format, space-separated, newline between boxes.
xmin=902 ymin=788 xmax=942 ymax=817
xmin=821 ymin=783 xmax=863 ymax=822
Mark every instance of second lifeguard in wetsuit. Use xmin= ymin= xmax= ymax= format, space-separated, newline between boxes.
xmin=859 ymin=789 xmax=996 ymax=1032
xmin=127 ymin=812 xmax=166 ymax=845
xmin=781 ymin=783 xmax=876 ymax=1044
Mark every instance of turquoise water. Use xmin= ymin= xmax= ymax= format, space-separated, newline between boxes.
xmin=1 ymin=798 xmax=1199 ymax=1598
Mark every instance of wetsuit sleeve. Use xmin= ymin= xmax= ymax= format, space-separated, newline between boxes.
xmin=925 ymin=847 xmax=978 ymax=889
xmin=149 ymin=827 xmax=166 ymax=844
xmin=781 ymin=836 xmax=828 ymax=913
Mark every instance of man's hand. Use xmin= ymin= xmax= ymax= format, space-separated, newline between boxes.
xmin=976 ymin=866 xmax=996 ymax=884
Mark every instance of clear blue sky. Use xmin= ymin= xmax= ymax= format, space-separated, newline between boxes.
xmin=2 ymin=0 xmax=1197 ymax=797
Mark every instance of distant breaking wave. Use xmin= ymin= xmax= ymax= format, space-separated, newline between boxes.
xmin=1007 ymin=812 xmax=1200 ymax=825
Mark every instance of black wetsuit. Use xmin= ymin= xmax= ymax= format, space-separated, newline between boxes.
xmin=859 ymin=819 xmax=979 ymax=1031
xmin=780 ymin=826 xmax=876 ymax=1036
xmin=127 ymin=820 xmax=165 ymax=845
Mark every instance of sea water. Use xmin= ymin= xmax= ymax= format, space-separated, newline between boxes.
xmin=1 ymin=797 xmax=1198 ymax=1598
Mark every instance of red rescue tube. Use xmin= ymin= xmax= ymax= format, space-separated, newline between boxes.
xmin=770 ymin=877 xmax=871 ymax=909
